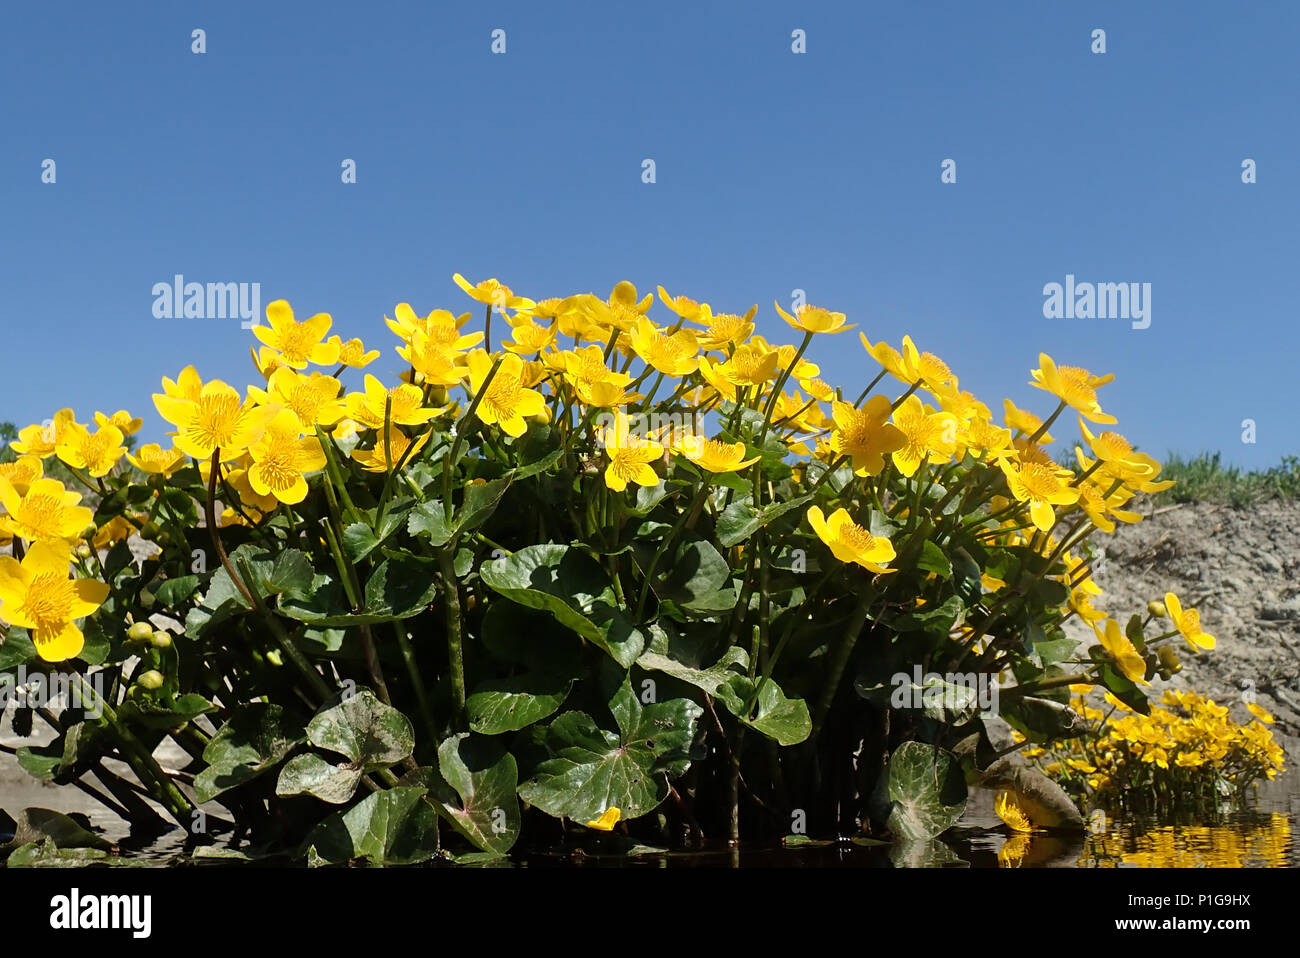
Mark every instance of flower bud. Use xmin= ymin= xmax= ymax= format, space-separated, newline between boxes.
xmin=265 ymin=649 xmax=284 ymax=667
xmin=75 ymin=543 xmax=93 ymax=559
xmin=150 ymin=630 xmax=172 ymax=649
xmin=136 ymin=670 xmax=164 ymax=690
xmin=1147 ymin=600 xmax=1167 ymax=619
xmin=127 ymin=621 xmax=155 ymax=642
xmin=139 ymin=521 xmax=161 ymax=541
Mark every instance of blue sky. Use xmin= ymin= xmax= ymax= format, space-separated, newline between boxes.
xmin=2 ymin=1 xmax=1295 ymax=467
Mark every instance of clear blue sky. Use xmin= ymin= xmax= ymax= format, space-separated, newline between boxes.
xmin=2 ymin=1 xmax=1295 ymax=468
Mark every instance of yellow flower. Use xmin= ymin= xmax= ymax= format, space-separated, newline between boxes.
xmin=1246 ymin=703 xmax=1274 ymax=725
xmin=629 ymin=317 xmax=700 ymax=376
xmin=252 ymin=368 xmax=346 ymax=431
xmin=94 ymin=409 xmax=143 ymax=436
xmin=397 ymin=331 xmax=472 ymax=388
xmin=502 ymin=320 xmax=558 ymax=356
xmin=153 ymin=376 xmax=279 ymax=461
xmin=345 ymin=374 xmax=441 ymax=429
xmin=160 ymin=365 xmax=204 ymax=401
xmin=692 ymin=307 xmax=756 ymax=351
xmin=56 ymin=420 xmax=126 ymax=478
xmin=0 ymin=477 xmax=94 ymax=544
xmin=600 ymin=427 xmax=662 ymax=492
xmin=552 ymin=344 xmax=632 ymax=397
xmin=328 ymin=335 xmax=381 ymax=369
xmin=889 ymin=395 xmax=958 ymax=477
xmin=467 ymin=351 xmax=546 ymax=438
xmin=860 ymin=334 xmax=956 ymax=390
xmin=1094 ymin=618 xmax=1148 ymax=685
xmin=575 ymin=379 xmax=643 ymax=408
xmin=246 ymin=410 xmax=328 ymax=505
xmin=1002 ymin=399 xmax=1055 ymax=442
xmin=677 ymin=438 xmax=759 ymax=474
xmin=657 ymin=285 xmax=705 ymax=321
xmin=586 ymin=807 xmax=622 ymax=831
xmin=387 ymin=304 xmax=482 ymax=351
xmin=994 ymin=790 xmax=1035 ymax=833
xmin=805 ymin=506 xmax=896 ymax=573
xmin=351 ymin=425 xmax=430 ymax=473
xmin=1164 ymin=592 xmax=1215 ymax=652
xmin=704 ymin=342 xmax=778 ymax=391
xmin=828 ymin=396 xmax=906 ymax=477
xmin=126 ymin=443 xmax=187 ymax=477
xmin=251 ymin=300 xmax=340 ymax=369
xmin=998 ymin=458 xmax=1080 ymax=532
xmin=92 ymin=515 xmax=138 ymax=549
xmin=452 ymin=273 xmax=535 ymax=312
xmin=0 ymin=456 xmax=45 ymax=494
xmin=774 ymin=301 xmax=856 ymax=335
xmin=11 ymin=409 xmax=76 ymax=459
xmin=1028 ymin=353 xmax=1116 ymax=424
xmin=1077 ymin=419 xmax=1156 ymax=481
xmin=0 ymin=540 xmax=109 ymax=662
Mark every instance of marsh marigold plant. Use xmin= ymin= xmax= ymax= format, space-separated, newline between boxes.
xmin=0 ymin=277 xmax=1270 ymax=865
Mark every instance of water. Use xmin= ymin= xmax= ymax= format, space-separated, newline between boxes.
xmin=4 ymin=714 xmax=1297 ymax=866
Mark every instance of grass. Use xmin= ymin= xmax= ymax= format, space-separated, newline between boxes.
xmin=1154 ymin=452 xmax=1300 ymax=507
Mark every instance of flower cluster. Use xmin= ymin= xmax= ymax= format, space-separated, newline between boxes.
xmin=1031 ymin=689 xmax=1284 ymax=814
xmin=0 ymin=272 xmax=1252 ymax=859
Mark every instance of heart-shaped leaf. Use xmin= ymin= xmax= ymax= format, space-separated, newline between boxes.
xmin=480 ymin=545 xmax=644 ymax=667
xmin=870 ymin=741 xmax=967 ymax=842
xmin=518 ymin=677 xmax=700 ymax=823
xmin=303 ymin=786 xmax=440 ymax=865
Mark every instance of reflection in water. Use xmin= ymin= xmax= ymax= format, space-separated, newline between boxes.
xmin=1081 ymin=813 xmax=1292 ymax=868
xmin=988 ymin=813 xmax=1293 ymax=868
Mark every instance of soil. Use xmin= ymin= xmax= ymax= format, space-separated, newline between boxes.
xmin=1060 ymin=498 xmax=1300 ymax=761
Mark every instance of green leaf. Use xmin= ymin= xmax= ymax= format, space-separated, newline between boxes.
xmin=194 ymin=703 xmax=305 ymax=803
xmin=426 ymin=733 xmax=520 ymax=855
xmin=6 ymin=839 xmax=111 ymax=867
xmin=276 ymin=753 xmax=362 ymax=805
xmin=715 ymin=494 xmax=812 ymax=548
xmin=480 ymin=545 xmax=644 ymax=668
xmin=518 ymin=677 xmax=701 ymax=823
xmin=0 ymin=627 xmax=36 ymax=669
xmin=306 ymin=689 xmax=414 ymax=769
xmin=15 ymin=747 xmax=63 ymax=782
xmin=1001 ymin=695 xmax=1086 ymax=742
xmin=117 ymin=692 xmax=216 ymax=730
xmin=636 ymin=643 xmax=749 ymax=697
xmin=2 ymin=807 xmax=113 ymax=852
xmin=917 ymin=541 xmax=953 ymax=578
xmin=714 ymin=674 xmax=812 ymax=745
xmin=154 ymin=575 xmax=201 ymax=609
xmin=641 ymin=536 xmax=736 ymax=613
xmin=364 ymin=559 xmax=438 ymax=618
xmin=407 ymin=501 xmax=454 ymax=545
xmin=342 ymin=522 xmax=381 ymax=562
xmin=467 ymin=673 xmax=573 ymax=735
xmin=263 ymin=549 xmax=316 ymax=598
xmin=303 ymin=786 xmax=440 ymax=865
xmin=456 ymin=476 xmax=513 ymax=533
xmin=870 ymin=741 xmax=967 ymax=842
